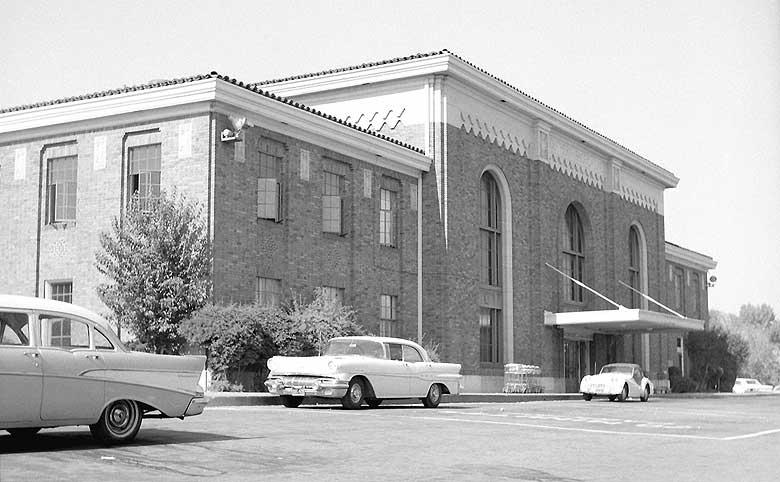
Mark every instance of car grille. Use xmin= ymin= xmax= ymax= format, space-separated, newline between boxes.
xmin=280 ymin=376 xmax=320 ymax=388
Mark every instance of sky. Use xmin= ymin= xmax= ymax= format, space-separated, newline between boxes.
xmin=1 ymin=0 xmax=778 ymax=316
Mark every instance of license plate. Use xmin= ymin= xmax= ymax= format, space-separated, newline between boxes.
xmin=291 ymin=387 xmax=304 ymax=395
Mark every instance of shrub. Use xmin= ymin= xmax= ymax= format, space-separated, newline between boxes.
xmin=179 ymin=303 xmax=278 ymax=390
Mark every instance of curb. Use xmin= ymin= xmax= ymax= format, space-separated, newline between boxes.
xmin=204 ymin=390 xmax=778 ymax=407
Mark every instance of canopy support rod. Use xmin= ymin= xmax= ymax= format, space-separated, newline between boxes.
xmin=618 ymin=280 xmax=686 ymax=319
xmin=545 ymin=263 xmax=624 ymax=310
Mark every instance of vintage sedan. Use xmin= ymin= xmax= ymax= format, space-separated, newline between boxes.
xmin=264 ymin=336 xmax=462 ymax=409
xmin=732 ymin=377 xmax=774 ymax=393
xmin=579 ymin=363 xmax=653 ymax=402
xmin=0 ymin=295 xmax=207 ymax=444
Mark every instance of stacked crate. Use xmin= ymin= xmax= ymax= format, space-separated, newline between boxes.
xmin=503 ymin=364 xmax=543 ymax=393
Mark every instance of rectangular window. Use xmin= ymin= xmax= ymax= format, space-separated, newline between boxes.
xmin=256 ymin=277 xmax=281 ymax=307
xmin=46 ymin=156 xmax=77 ymax=223
xmin=379 ymin=188 xmax=398 ymax=246
xmin=691 ymin=272 xmax=701 ymax=317
xmin=49 ymin=282 xmax=73 ymax=303
xmin=258 ymin=139 xmax=284 ymax=221
xmin=479 ymin=308 xmax=501 ymax=363
xmin=128 ymin=144 xmax=161 ymax=210
xmin=673 ymin=267 xmax=685 ymax=311
xmin=322 ymin=171 xmax=345 ymax=233
xmin=379 ymin=294 xmax=398 ymax=337
xmin=321 ymin=286 xmax=345 ymax=306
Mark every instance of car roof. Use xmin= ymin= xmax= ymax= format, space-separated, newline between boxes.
xmin=603 ymin=363 xmax=640 ymax=369
xmin=330 ymin=336 xmax=426 ymax=350
xmin=0 ymin=294 xmax=111 ymax=329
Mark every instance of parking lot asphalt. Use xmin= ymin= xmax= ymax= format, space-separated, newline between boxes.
xmin=2 ymin=395 xmax=778 ymax=481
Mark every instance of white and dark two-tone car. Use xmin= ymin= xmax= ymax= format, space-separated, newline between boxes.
xmin=265 ymin=336 xmax=462 ymax=409
xmin=579 ymin=363 xmax=653 ymax=402
xmin=0 ymin=295 xmax=207 ymax=444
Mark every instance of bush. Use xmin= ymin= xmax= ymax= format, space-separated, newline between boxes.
xmin=687 ymin=325 xmax=748 ymax=392
xmin=180 ymin=303 xmax=278 ymax=391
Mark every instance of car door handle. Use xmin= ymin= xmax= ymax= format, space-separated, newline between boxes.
xmin=23 ymin=351 xmax=40 ymax=358
xmin=84 ymin=354 xmax=100 ymax=360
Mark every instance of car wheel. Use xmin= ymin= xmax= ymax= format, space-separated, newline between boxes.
xmin=617 ymin=384 xmax=629 ymax=402
xmin=280 ymin=396 xmax=303 ymax=408
xmin=366 ymin=398 xmax=383 ymax=408
xmin=582 ymin=393 xmax=593 ymax=401
xmin=640 ymin=385 xmax=650 ymax=402
xmin=341 ymin=379 xmax=365 ymax=409
xmin=422 ymin=383 xmax=443 ymax=408
xmin=89 ymin=399 xmax=143 ymax=445
xmin=7 ymin=427 xmax=41 ymax=438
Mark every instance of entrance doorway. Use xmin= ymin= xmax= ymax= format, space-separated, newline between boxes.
xmin=563 ymin=339 xmax=589 ymax=392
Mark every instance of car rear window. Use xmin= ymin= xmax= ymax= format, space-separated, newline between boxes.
xmin=0 ymin=312 xmax=29 ymax=346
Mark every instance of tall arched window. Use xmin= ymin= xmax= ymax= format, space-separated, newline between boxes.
xmin=480 ymin=173 xmax=502 ymax=287
xmin=479 ymin=172 xmax=502 ymax=363
xmin=628 ymin=226 xmax=641 ymax=308
xmin=563 ymin=204 xmax=585 ymax=302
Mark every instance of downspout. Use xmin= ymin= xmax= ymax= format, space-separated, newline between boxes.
xmin=34 ymin=147 xmax=45 ymax=297
xmin=417 ymin=172 xmax=423 ymax=344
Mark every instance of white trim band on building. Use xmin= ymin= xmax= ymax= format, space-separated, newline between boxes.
xmin=544 ymin=308 xmax=705 ymax=339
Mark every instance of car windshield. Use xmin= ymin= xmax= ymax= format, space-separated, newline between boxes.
xmin=600 ymin=365 xmax=633 ymax=374
xmin=324 ymin=339 xmax=385 ymax=359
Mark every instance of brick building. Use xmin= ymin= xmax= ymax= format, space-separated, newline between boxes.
xmin=0 ymin=51 xmax=716 ymax=392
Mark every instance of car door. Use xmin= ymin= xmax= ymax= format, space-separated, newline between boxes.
xmin=38 ymin=313 xmax=106 ymax=421
xmin=370 ymin=343 xmax=411 ymax=398
xmin=403 ymin=344 xmax=430 ymax=396
xmin=0 ymin=310 xmax=42 ymax=424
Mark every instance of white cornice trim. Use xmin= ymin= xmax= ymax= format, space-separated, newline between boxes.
xmin=0 ymin=79 xmax=430 ymax=175
xmin=263 ymin=53 xmax=679 ymax=188
xmin=665 ymin=243 xmax=718 ymax=271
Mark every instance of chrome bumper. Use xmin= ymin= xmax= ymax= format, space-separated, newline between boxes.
xmin=184 ymin=396 xmax=208 ymax=416
xmin=264 ymin=378 xmax=348 ymax=398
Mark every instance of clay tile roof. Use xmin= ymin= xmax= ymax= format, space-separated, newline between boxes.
xmin=254 ymin=49 xmax=659 ymax=167
xmin=0 ymin=72 xmax=425 ymax=155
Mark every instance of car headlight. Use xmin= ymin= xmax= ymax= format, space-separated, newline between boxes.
xmin=267 ymin=357 xmax=277 ymax=371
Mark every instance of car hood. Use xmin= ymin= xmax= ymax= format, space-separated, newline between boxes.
xmin=267 ymin=355 xmax=356 ymax=377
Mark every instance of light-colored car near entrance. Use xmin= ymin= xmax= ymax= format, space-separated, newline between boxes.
xmin=579 ymin=363 xmax=653 ymax=402
xmin=265 ymin=336 xmax=462 ymax=409
xmin=732 ymin=377 xmax=773 ymax=393
xmin=0 ymin=295 xmax=207 ymax=444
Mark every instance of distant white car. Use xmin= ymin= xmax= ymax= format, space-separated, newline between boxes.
xmin=732 ymin=378 xmax=773 ymax=393
xmin=580 ymin=363 xmax=653 ymax=402
xmin=265 ymin=336 xmax=462 ymax=409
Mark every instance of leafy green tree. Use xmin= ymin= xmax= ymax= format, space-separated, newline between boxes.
xmin=275 ymin=287 xmax=365 ymax=356
xmin=95 ymin=192 xmax=212 ymax=354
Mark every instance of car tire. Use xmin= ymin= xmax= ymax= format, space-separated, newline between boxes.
xmin=366 ymin=398 xmax=383 ymax=408
xmin=582 ymin=393 xmax=593 ymax=401
xmin=617 ymin=384 xmax=629 ymax=402
xmin=280 ymin=396 xmax=303 ymax=408
xmin=7 ymin=427 xmax=41 ymax=438
xmin=89 ymin=399 xmax=143 ymax=445
xmin=422 ymin=384 xmax=442 ymax=408
xmin=640 ymin=385 xmax=650 ymax=402
xmin=341 ymin=379 xmax=365 ymax=409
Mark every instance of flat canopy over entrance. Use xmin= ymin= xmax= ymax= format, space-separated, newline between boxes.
xmin=544 ymin=309 xmax=704 ymax=338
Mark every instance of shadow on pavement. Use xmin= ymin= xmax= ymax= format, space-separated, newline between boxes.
xmin=0 ymin=428 xmax=247 ymax=454
xmin=299 ymin=404 xmax=476 ymax=410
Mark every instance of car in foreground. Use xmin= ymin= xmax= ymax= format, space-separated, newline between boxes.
xmin=732 ymin=377 xmax=774 ymax=393
xmin=0 ymin=295 xmax=207 ymax=444
xmin=579 ymin=363 xmax=653 ymax=402
xmin=265 ymin=336 xmax=462 ymax=409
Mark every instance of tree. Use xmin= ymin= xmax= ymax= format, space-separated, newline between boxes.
xmin=273 ymin=288 xmax=365 ymax=356
xmin=95 ymin=191 xmax=212 ymax=354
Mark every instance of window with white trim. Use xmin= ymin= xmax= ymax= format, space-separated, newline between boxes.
xmin=49 ymin=281 xmax=73 ymax=303
xmin=479 ymin=307 xmax=501 ymax=363
xmin=563 ymin=205 xmax=585 ymax=303
xmin=628 ymin=226 xmax=642 ymax=309
xmin=379 ymin=294 xmax=398 ymax=337
xmin=480 ymin=173 xmax=501 ymax=286
xmin=129 ymin=144 xmax=161 ymax=210
xmin=46 ymin=155 xmax=78 ymax=223
xmin=256 ymin=277 xmax=281 ymax=307
xmin=257 ymin=138 xmax=284 ymax=221
xmin=379 ymin=188 xmax=398 ymax=246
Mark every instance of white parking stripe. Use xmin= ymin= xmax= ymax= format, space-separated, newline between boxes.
xmin=407 ymin=415 xmax=723 ymax=440
xmin=721 ymin=428 xmax=780 ymax=441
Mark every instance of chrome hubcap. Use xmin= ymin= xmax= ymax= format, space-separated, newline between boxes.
xmin=350 ymin=384 xmax=362 ymax=402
